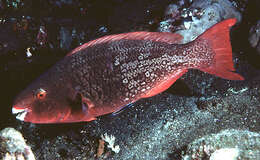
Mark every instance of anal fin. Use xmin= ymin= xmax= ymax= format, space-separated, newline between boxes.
xmin=111 ymin=103 xmax=134 ymax=116
xmin=142 ymin=69 xmax=188 ymax=98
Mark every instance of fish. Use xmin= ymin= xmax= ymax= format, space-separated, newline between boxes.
xmin=12 ymin=18 xmax=244 ymax=123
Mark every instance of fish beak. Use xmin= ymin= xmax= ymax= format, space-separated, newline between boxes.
xmin=12 ymin=107 xmax=28 ymax=121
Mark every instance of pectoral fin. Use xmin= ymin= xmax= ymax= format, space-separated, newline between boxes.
xmin=79 ymin=94 xmax=97 ymax=122
xmin=69 ymin=92 xmax=94 ymax=116
xmin=111 ymin=103 xmax=134 ymax=116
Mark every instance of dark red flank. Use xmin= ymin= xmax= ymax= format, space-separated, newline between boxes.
xmin=12 ymin=19 xmax=244 ymax=123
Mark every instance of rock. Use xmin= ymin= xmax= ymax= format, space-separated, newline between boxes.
xmin=59 ymin=27 xmax=72 ymax=51
xmin=158 ymin=1 xmax=187 ymax=33
xmin=36 ymin=26 xmax=48 ymax=46
xmin=180 ymin=0 xmax=241 ymax=43
xmin=164 ymin=4 xmax=180 ymax=17
xmin=159 ymin=0 xmax=242 ymax=43
xmin=210 ymin=148 xmax=239 ymax=160
xmin=183 ymin=129 xmax=260 ymax=160
xmin=248 ymin=20 xmax=260 ymax=54
xmin=0 ymin=128 xmax=35 ymax=160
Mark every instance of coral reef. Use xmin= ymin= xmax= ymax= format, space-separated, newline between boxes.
xmin=0 ymin=128 xmax=35 ymax=160
xmin=183 ymin=129 xmax=260 ymax=160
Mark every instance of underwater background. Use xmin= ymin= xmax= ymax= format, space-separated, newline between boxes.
xmin=0 ymin=0 xmax=260 ymax=159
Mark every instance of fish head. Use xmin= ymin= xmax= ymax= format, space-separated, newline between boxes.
xmin=12 ymin=75 xmax=73 ymax=123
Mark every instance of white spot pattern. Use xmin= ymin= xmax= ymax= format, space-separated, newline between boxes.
xmin=107 ymin=39 xmax=213 ymax=100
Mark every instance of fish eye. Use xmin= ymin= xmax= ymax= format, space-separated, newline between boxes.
xmin=36 ymin=88 xmax=47 ymax=100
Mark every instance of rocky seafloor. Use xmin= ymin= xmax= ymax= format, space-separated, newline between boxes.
xmin=0 ymin=0 xmax=260 ymax=159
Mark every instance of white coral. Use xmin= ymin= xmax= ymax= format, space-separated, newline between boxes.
xmin=210 ymin=148 xmax=240 ymax=160
xmin=0 ymin=128 xmax=35 ymax=160
xmin=101 ymin=133 xmax=120 ymax=153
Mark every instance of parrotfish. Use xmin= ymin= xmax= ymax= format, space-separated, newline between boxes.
xmin=12 ymin=19 xmax=243 ymax=123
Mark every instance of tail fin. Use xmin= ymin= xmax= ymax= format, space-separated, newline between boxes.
xmin=198 ymin=18 xmax=244 ymax=80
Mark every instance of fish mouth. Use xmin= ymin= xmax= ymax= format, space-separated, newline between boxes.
xmin=12 ymin=107 xmax=29 ymax=121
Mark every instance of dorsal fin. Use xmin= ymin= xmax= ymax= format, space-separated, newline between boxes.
xmin=67 ymin=32 xmax=183 ymax=56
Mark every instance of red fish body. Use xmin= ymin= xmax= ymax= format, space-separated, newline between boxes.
xmin=12 ymin=19 xmax=243 ymax=123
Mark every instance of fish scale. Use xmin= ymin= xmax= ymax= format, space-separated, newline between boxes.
xmin=66 ymin=38 xmax=212 ymax=113
xmin=12 ymin=19 xmax=244 ymax=123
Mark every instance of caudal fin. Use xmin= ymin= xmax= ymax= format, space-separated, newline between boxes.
xmin=198 ymin=18 xmax=244 ymax=80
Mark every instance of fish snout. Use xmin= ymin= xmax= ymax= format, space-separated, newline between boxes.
xmin=12 ymin=106 xmax=29 ymax=121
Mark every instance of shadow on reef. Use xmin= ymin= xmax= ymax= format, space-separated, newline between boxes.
xmin=166 ymin=79 xmax=195 ymax=97
xmin=232 ymin=0 xmax=260 ymax=70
